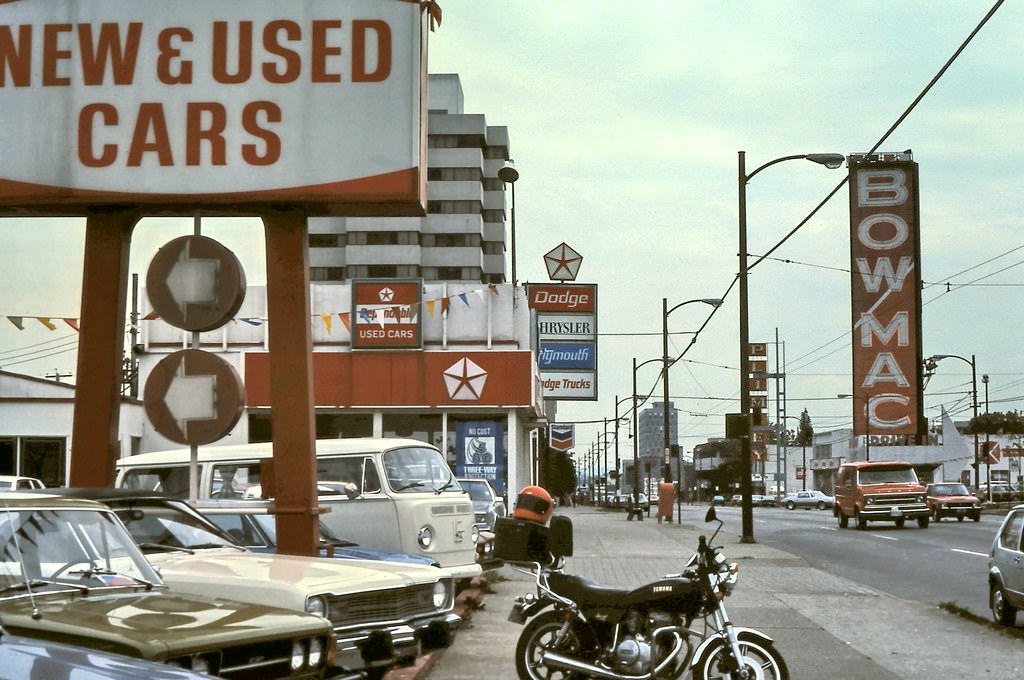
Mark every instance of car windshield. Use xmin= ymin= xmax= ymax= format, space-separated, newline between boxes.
xmin=114 ymin=502 xmax=238 ymax=550
xmin=0 ymin=507 xmax=161 ymax=591
xmin=858 ymin=467 xmax=918 ymax=486
xmin=459 ymin=481 xmax=492 ymax=501
xmin=382 ymin=447 xmax=455 ymax=493
xmin=930 ymin=484 xmax=970 ymax=496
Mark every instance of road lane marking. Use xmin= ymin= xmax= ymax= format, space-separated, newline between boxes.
xmin=951 ymin=548 xmax=988 ymax=558
xmin=871 ymin=534 xmax=898 ymax=541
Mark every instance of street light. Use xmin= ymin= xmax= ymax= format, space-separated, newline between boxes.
xmin=925 ymin=353 xmax=979 ymax=488
xmin=983 ymin=374 xmax=991 ymax=501
xmin=498 ymin=160 xmax=519 ymax=285
xmin=662 ymin=297 xmax=723 ymax=485
xmin=632 ymin=357 xmax=663 ymax=521
xmin=838 ymin=394 xmax=873 ymax=461
xmin=738 ymin=150 xmax=845 ymax=544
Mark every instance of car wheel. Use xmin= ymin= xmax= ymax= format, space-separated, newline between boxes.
xmin=917 ymin=515 xmax=929 ymax=529
xmin=956 ymin=515 xmax=964 ymax=522
xmin=932 ymin=508 xmax=941 ymax=522
xmin=991 ymin=583 xmax=1019 ymax=626
xmin=855 ymin=510 xmax=868 ymax=530
xmin=972 ymin=514 xmax=981 ymax=522
xmin=895 ymin=517 xmax=905 ymax=528
xmin=837 ymin=509 xmax=849 ymax=528
xmin=816 ymin=501 xmax=825 ymax=511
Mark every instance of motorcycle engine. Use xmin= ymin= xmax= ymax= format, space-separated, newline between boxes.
xmin=614 ymin=636 xmax=652 ymax=674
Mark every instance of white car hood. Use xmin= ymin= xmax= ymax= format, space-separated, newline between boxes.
xmin=149 ymin=548 xmax=441 ymax=597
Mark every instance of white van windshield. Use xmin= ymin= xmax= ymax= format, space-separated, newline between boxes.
xmin=382 ymin=447 xmax=455 ymax=493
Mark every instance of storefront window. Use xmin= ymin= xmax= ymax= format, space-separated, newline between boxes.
xmin=248 ymin=412 xmax=373 ymax=443
xmin=382 ymin=414 xmax=443 ymax=450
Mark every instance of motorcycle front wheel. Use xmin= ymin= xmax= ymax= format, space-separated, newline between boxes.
xmin=514 ymin=610 xmax=589 ymax=680
xmin=693 ymin=632 xmax=789 ymax=680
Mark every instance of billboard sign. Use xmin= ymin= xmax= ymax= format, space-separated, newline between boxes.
xmin=0 ymin=0 xmax=426 ymax=216
xmin=455 ymin=420 xmax=506 ymax=495
xmin=538 ymin=342 xmax=596 ymax=370
xmin=549 ymin=423 xmax=575 ymax=452
xmin=351 ymin=279 xmax=422 ymax=349
xmin=848 ymin=153 xmax=923 ymax=437
xmin=528 ymin=283 xmax=598 ymax=401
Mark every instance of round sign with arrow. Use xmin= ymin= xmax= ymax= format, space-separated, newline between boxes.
xmin=146 ymin=235 xmax=246 ymax=331
xmin=143 ymin=349 xmax=246 ymax=446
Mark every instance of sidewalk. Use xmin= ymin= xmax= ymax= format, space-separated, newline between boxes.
xmin=415 ymin=505 xmax=1022 ymax=679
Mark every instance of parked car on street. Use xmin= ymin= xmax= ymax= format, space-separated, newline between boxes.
xmin=43 ymin=488 xmax=459 ymax=679
xmin=975 ymin=482 xmax=1017 ymax=503
xmin=728 ymin=494 xmax=743 ymax=507
xmin=926 ymin=482 xmax=982 ymax=522
xmin=0 ymin=626 xmax=213 ymax=680
xmin=751 ymin=494 xmax=777 ymax=507
xmin=456 ymin=477 xmax=507 ymax=529
xmin=0 ymin=476 xmax=44 ymax=491
xmin=0 ymin=492 xmax=334 ymax=678
xmin=198 ymin=501 xmax=442 ymax=567
xmin=780 ymin=489 xmax=835 ymax=510
xmin=711 ymin=495 xmax=725 ymax=506
xmin=610 ymin=492 xmax=648 ymax=509
xmin=988 ymin=503 xmax=1024 ymax=626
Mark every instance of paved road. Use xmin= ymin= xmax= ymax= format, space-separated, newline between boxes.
xmin=427 ymin=504 xmax=1023 ymax=679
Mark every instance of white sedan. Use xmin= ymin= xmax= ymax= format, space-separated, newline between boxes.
xmin=780 ymin=489 xmax=834 ymax=510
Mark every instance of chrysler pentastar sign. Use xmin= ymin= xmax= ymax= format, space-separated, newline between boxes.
xmin=0 ymin=0 xmax=427 ymax=216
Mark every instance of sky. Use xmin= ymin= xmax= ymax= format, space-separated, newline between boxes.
xmin=1 ymin=1 xmax=1022 ymax=459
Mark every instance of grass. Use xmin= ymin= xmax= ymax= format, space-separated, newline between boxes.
xmin=938 ymin=601 xmax=1024 ymax=640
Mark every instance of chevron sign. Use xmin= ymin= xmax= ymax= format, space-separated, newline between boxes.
xmin=549 ymin=424 xmax=575 ymax=451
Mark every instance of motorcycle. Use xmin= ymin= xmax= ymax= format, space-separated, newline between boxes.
xmin=505 ymin=506 xmax=788 ymax=680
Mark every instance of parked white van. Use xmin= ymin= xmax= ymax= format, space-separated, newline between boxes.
xmin=114 ymin=438 xmax=481 ymax=581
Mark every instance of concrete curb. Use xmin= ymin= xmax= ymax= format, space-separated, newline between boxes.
xmin=383 ymin=575 xmax=489 ymax=680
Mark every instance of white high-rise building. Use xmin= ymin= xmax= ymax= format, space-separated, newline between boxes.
xmin=308 ymin=74 xmax=513 ymax=284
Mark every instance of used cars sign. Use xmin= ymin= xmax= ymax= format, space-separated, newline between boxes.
xmin=0 ymin=0 xmax=426 ymax=216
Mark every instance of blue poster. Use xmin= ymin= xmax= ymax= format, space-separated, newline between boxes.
xmin=456 ymin=421 xmax=505 ymax=495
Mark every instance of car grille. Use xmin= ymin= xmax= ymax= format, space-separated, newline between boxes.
xmin=868 ymin=493 xmax=922 ymax=507
xmin=327 ymin=583 xmax=438 ymax=629
xmin=431 ymin=503 xmax=474 ymax=516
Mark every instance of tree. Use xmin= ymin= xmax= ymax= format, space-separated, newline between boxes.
xmin=966 ymin=410 xmax=1024 ymax=436
xmin=795 ymin=409 xmax=814 ymax=447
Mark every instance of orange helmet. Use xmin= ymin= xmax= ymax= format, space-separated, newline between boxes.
xmin=513 ymin=485 xmax=554 ymax=524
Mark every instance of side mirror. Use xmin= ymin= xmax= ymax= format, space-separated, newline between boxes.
xmin=705 ymin=506 xmax=717 ymax=523
xmin=344 ymin=482 xmax=359 ymax=500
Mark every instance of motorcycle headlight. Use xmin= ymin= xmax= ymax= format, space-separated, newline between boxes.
xmin=418 ymin=525 xmax=435 ymax=549
xmin=305 ymin=595 xmax=328 ymax=618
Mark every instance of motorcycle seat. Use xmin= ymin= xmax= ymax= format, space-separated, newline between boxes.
xmin=548 ymin=572 xmax=693 ymax=609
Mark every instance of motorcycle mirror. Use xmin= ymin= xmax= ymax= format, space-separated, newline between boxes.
xmin=705 ymin=506 xmax=717 ymax=523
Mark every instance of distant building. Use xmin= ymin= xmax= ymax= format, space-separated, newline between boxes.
xmin=308 ymin=74 xmax=513 ymax=284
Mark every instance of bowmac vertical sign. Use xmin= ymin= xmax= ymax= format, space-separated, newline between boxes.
xmin=848 ymin=152 xmax=923 ymax=439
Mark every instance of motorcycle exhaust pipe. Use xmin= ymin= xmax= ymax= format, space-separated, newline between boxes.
xmin=539 ymin=650 xmax=650 ymax=680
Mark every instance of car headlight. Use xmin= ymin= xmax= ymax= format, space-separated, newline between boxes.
xmin=291 ymin=640 xmax=308 ymax=671
xmin=308 ymin=637 xmax=323 ymax=668
xmin=916 ymin=495 xmax=925 ymax=503
xmin=192 ymin=656 xmax=213 ymax=675
xmin=433 ymin=580 xmax=450 ymax=609
xmin=305 ymin=595 xmax=328 ymax=618
xmin=471 ymin=524 xmax=480 ymax=544
xmin=418 ymin=525 xmax=435 ymax=549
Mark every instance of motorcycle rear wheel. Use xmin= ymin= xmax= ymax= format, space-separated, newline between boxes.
xmin=693 ymin=632 xmax=789 ymax=680
xmin=515 ymin=610 xmax=589 ymax=680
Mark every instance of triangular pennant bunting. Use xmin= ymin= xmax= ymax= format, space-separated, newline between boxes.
xmin=36 ymin=317 xmax=56 ymax=330
xmin=320 ymin=313 xmax=333 ymax=334
xmin=62 ymin=318 xmax=79 ymax=331
xmin=7 ymin=316 xmax=24 ymax=330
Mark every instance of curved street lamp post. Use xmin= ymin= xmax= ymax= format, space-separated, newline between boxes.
xmin=925 ymin=353 xmax=979 ymax=488
xmin=631 ymin=357 xmax=663 ymax=521
xmin=738 ymin=150 xmax=845 ymax=544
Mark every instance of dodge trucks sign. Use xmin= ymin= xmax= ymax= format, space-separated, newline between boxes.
xmin=0 ymin=0 xmax=426 ymax=216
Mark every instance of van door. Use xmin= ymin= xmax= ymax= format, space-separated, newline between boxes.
xmin=316 ymin=456 xmax=401 ymax=553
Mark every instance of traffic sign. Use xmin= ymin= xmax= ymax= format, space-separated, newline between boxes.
xmin=146 ymin=235 xmax=246 ymax=331
xmin=143 ymin=349 xmax=245 ymax=446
